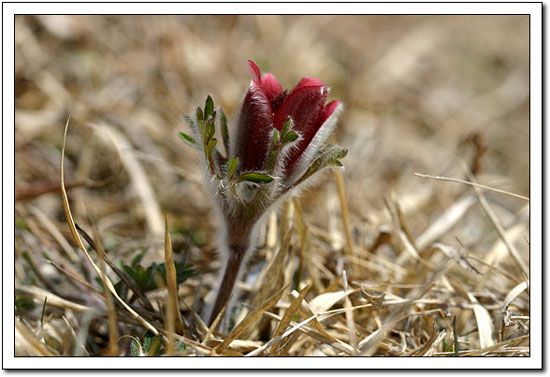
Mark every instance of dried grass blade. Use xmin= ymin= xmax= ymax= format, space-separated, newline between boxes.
xmin=432 ymin=242 xmax=480 ymax=274
xmin=360 ymin=258 xmax=452 ymax=355
xmin=164 ymin=214 xmax=185 ymax=336
xmin=202 ymin=294 xmax=232 ymax=344
xmin=60 ymin=118 xmax=159 ymax=336
xmin=403 ymin=319 xmax=437 ymax=356
xmin=309 ymin=288 xmax=357 ymax=314
xmin=333 ymin=168 xmax=355 ymax=260
xmin=271 ymin=284 xmax=312 ymax=355
xmin=342 ymin=270 xmax=358 ymax=354
xmin=15 ymin=318 xmax=55 ymax=356
xmin=415 ymin=194 xmax=476 ymax=250
xmin=244 ymin=229 xmax=293 ymax=338
xmin=92 ymin=221 xmax=119 ymax=356
xmin=414 ymin=172 xmax=529 ymax=201
xmin=88 ymin=122 xmax=164 ymax=263
xmin=215 ymin=283 xmax=288 ymax=354
xmin=467 ymin=292 xmax=496 ymax=348
xmin=16 ymin=284 xmax=91 ymax=312
xmin=463 ymin=167 xmax=528 ymax=277
xmin=246 ymin=312 xmax=319 ymax=356
xmin=503 ymin=281 xmax=529 ymax=310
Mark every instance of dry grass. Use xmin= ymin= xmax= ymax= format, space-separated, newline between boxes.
xmin=14 ymin=15 xmax=529 ymax=358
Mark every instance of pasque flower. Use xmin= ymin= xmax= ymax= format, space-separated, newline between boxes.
xmin=180 ymin=60 xmax=347 ymax=326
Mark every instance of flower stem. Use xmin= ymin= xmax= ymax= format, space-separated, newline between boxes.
xmin=208 ymin=215 xmax=256 ymax=326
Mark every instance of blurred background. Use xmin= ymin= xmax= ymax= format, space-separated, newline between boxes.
xmin=14 ymin=15 xmax=530 ymax=355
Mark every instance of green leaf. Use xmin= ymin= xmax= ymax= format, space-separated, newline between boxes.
xmin=205 ymin=119 xmax=215 ymax=143
xmin=206 ymin=138 xmax=218 ymax=175
xmin=15 ymin=296 xmax=35 ymax=312
xmin=295 ymin=146 xmax=348 ymax=186
xmin=238 ymin=172 xmax=274 ymax=184
xmin=176 ymin=341 xmax=187 ymax=352
xmin=129 ymin=339 xmax=141 ymax=356
xmin=328 ymin=160 xmax=343 ymax=167
xmin=205 ymin=95 xmax=214 ymax=119
xmin=142 ymin=331 xmax=162 ymax=356
xmin=196 ymin=106 xmax=204 ymax=122
xmin=271 ymin=129 xmax=281 ymax=146
xmin=182 ymin=114 xmax=194 ymax=129
xmin=282 ymin=116 xmax=294 ymax=136
xmin=227 ymin=157 xmax=239 ymax=181
xmin=283 ymin=130 xmax=299 ymax=143
xmin=131 ymin=252 xmax=144 ymax=268
xmin=219 ymin=108 xmax=230 ymax=156
xmin=178 ymin=131 xmax=196 ymax=147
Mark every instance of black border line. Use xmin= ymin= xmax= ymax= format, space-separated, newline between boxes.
xmin=5 ymin=2 xmax=542 ymax=371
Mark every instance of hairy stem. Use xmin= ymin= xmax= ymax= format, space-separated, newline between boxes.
xmin=208 ymin=215 xmax=256 ymax=326
xmin=208 ymin=241 xmax=248 ymax=326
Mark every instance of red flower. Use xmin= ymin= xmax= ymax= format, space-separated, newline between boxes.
xmin=233 ymin=60 xmax=341 ymax=176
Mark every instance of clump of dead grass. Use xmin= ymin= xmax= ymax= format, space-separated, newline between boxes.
xmin=14 ymin=15 xmax=529 ymax=358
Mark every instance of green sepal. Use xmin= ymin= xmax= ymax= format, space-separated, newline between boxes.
xmin=227 ymin=156 xmax=239 ymax=181
xmin=238 ymin=172 xmax=274 ymax=184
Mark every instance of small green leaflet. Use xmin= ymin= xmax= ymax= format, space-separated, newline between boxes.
xmin=178 ymin=131 xmax=196 ymax=147
xmin=196 ymin=106 xmax=204 ymax=122
xmin=204 ymin=95 xmax=214 ymax=119
xmin=238 ymin=172 xmax=274 ymax=184
xmin=283 ymin=130 xmax=299 ymax=143
xmin=205 ymin=119 xmax=215 ymax=143
xmin=219 ymin=108 xmax=230 ymax=156
xmin=227 ymin=157 xmax=239 ymax=181
xmin=282 ymin=116 xmax=294 ymax=136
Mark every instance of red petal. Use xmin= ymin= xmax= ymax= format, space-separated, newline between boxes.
xmin=294 ymin=77 xmax=324 ymax=90
xmin=273 ymin=85 xmax=327 ymax=133
xmin=234 ymin=84 xmax=273 ymax=171
xmin=320 ymin=100 xmax=339 ymax=124
xmin=247 ymin=60 xmax=261 ymax=83
xmin=273 ymin=85 xmax=328 ymax=170
xmin=260 ymin=73 xmax=283 ymax=104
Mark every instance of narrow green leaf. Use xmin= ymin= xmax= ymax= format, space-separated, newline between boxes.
xmin=271 ymin=129 xmax=281 ymax=146
xmin=176 ymin=341 xmax=187 ymax=352
xmin=294 ymin=146 xmax=348 ymax=186
xmin=228 ymin=157 xmax=239 ymax=181
xmin=327 ymin=160 xmax=343 ymax=167
xmin=219 ymin=108 xmax=230 ymax=156
xmin=265 ymin=129 xmax=281 ymax=173
xmin=129 ymin=339 xmax=140 ymax=356
xmin=143 ymin=331 xmax=162 ymax=356
xmin=178 ymin=131 xmax=196 ymax=147
xmin=453 ymin=316 xmax=459 ymax=356
xmin=205 ymin=119 xmax=215 ymax=143
xmin=40 ymin=296 xmax=47 ymax=328
xmin=282 ymin=116 xmax=294 ymax=136
xmin=283 ymin=130 xmax=299 ymax=143
xmin=206 ymin=138 xmax=218 ymax=175
xmin=238 ymin=172 xmax=274 ymax=184
xmin=182 ymin=114 xmax=194 ymax=129
xmin=196 ymin=106 xmax=204 ymax=122
xmin=205 ymin=95 xmax=214 ymax=119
